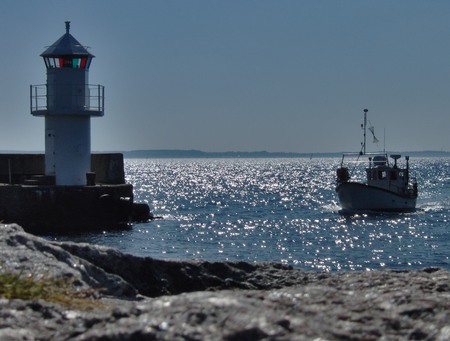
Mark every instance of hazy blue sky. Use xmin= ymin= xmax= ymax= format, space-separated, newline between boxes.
xmin=1 ymin=0 xmax=450 ymax=153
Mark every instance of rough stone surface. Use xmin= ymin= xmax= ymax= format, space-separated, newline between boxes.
xmin=1 ymin=224 xmax=449 ymax=340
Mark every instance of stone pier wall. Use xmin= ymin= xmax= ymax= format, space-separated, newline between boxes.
xmin=0 ymin=184 xmax=134 ymax=233
xmin=0 ymin=153 xmax=125 ymax=184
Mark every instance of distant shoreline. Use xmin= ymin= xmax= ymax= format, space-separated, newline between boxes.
xmin=123 ymin=149 xmax=450 ymax=159
xmin=1 ymin=149 xmax=450 ymax=159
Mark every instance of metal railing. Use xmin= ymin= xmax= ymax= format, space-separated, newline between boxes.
xmin=30 ymin=84 xmax=105 ymax=113
xmin=30 ymin=84 xmax=47 ymax=112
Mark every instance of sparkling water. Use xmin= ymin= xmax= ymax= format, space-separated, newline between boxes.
xmin=54 ymin=158 xmax=450 ymax=272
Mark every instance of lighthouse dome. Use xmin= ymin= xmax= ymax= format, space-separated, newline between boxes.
xmin=41 ymin=22 xmax=94 ymax=69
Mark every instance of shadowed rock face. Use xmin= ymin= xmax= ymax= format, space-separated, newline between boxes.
xmin=1 ymin=224 xmax=449 ymax=340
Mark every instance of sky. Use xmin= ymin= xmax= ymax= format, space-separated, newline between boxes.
xmin=1 ymin=0 xmax=450 ymax=153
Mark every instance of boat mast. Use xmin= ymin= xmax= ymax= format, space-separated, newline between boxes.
xmin=362 ymin=108 xmax=368 ymax=155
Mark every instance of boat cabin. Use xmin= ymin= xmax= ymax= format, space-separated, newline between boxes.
xmin=366 ymin=155 xmax=410 ymax=194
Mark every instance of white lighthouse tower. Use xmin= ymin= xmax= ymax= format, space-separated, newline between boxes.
xmin=31 ymin=21 xmax=104 ymax=186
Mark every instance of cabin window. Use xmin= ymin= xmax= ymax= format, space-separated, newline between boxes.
xmin=378 ymin=170 xmax=387 ymax=180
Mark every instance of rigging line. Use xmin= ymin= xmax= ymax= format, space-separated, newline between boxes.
xmin=351 ymin=153 xmax=362 ymax=176
xmin=348 ymin=148 xmax=364 ymax=177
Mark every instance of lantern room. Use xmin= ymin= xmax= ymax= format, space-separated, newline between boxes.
xmin=41 ymin=21 xmax=94 ymax=68
xmin=43 ymin=55 xmax=92 ymax=69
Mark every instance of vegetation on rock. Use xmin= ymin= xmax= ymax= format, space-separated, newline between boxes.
xmin=0 ymin=271 xmax=101 ymax=309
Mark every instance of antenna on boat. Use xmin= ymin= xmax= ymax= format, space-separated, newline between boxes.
xmin=361 ymin=109 xmax=368 ymax=155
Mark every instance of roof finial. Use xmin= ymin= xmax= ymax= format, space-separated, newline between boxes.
xmin=65 ymin=21 xmax=70 ymax=34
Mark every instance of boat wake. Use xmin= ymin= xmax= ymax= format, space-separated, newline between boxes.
xmin=417 ymin=201 xmax=450 ymax=213
xmin=336 ymin=208 xmax=417 ymax=217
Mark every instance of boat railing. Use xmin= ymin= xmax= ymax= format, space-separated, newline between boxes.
xmin=339 ymin=152 xmax=391 ymax=181
xmin=373 ymin=175 xmax=417 ymax=197
xmin=339 ymin=152 xmax=389 ymax=168
xmin=408 ymin=177 xmax=418 ymax=197
xmin=387 ymin=181 xmax=409 ymax=195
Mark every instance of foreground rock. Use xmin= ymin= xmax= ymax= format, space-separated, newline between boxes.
xmin=0 ymin=224 xmax=449 ymax=340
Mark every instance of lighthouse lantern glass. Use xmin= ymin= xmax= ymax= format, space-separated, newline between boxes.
xmin=43 ymin=56 xmax=91 ymax=69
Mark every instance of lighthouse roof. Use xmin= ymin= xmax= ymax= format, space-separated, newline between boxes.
xmin=41 ymin=22 xmax=94 ymax=58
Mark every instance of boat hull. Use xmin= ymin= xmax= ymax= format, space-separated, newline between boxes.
xmin=336 ymin=182 xmax=416 ymax=212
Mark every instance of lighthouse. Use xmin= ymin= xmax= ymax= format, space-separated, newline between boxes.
xmin=5 ymin=21 xmax=153 ymax=232
xmin=31 ymin=21 xmax=104 ymax=186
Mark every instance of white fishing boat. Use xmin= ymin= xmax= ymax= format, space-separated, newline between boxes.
xmin=335 ymin=109 xmax=418 ymax=212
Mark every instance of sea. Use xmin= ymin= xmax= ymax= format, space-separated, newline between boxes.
xmin=52 ymin=157 xmax=450 ymax=272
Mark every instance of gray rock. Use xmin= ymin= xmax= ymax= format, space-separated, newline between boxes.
xmin=57 ymin=240 xmax=315 ymax=297
xmin=0 ymin=224 xmax=136 ymax=297
xmin=1 ymin=224 xmax=449 ymax=340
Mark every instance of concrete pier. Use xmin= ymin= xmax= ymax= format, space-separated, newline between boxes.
xmin=0 ymin=153 xmax=125 ymax=185
xmin=0 ymin=153 xmax=151 ymax=234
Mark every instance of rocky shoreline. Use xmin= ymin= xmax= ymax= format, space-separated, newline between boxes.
xmin=0 ymin=223 xmax=449 ymax=340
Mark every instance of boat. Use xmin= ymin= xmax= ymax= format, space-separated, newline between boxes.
xmin=335 ymin=109 xmax=418 ymax=212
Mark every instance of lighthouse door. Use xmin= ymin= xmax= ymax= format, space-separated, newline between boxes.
xmin=45 ymin=129 xmax=56 ymax=176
